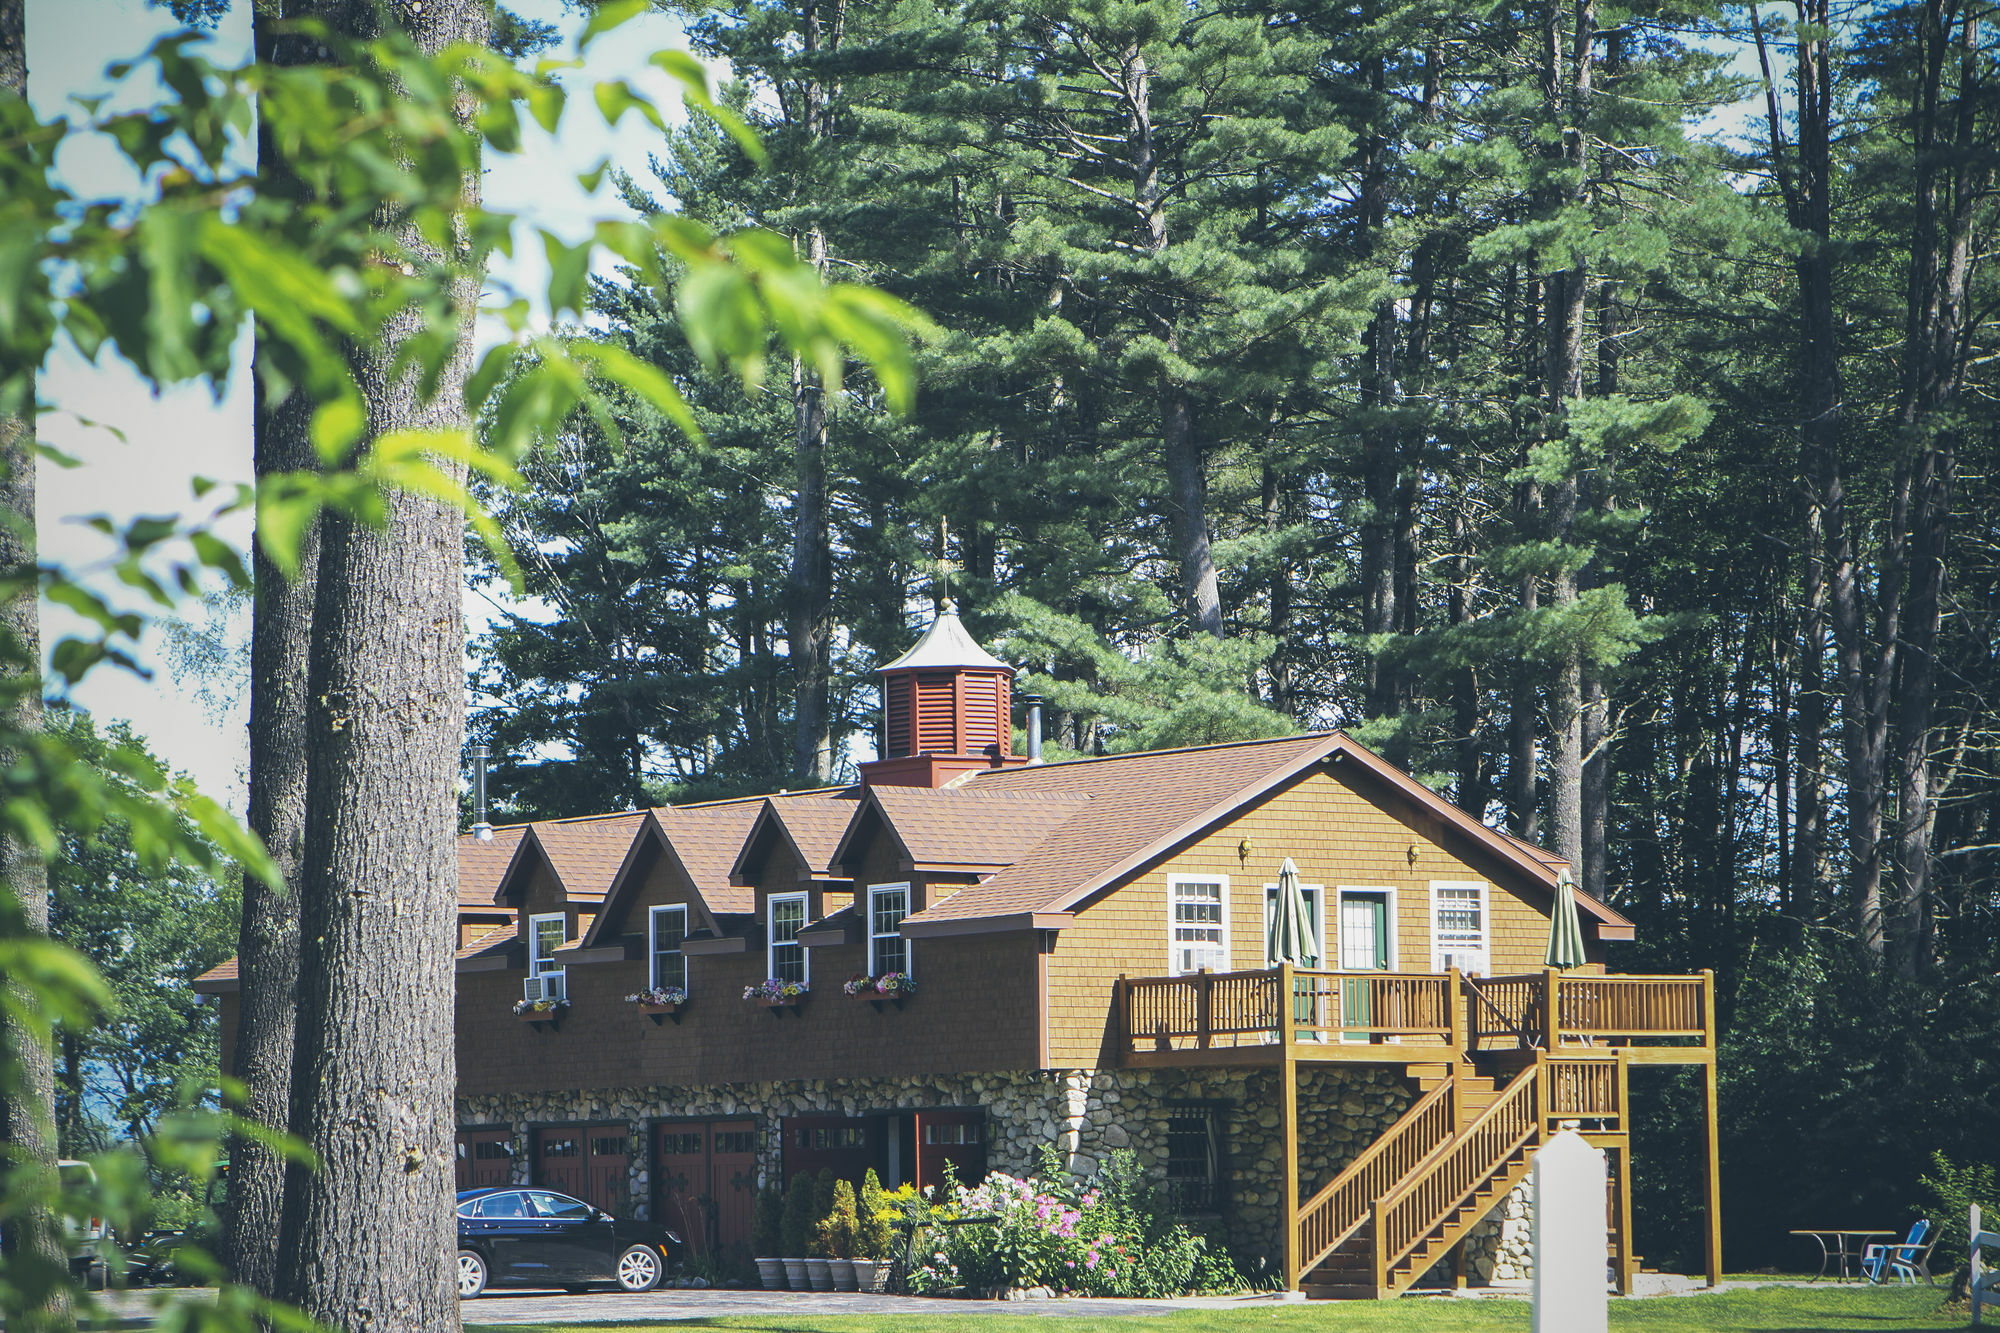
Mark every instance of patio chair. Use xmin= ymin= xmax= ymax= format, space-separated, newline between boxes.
xmin=1862 ymin=1219 xmax=1936 ymax=1285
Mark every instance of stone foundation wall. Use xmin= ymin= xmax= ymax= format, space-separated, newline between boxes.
xmin=457 ymin=1062 xmax=1414 ymax=1275
xmin=1463 ymin=1176 xmax=1535 ymax=1282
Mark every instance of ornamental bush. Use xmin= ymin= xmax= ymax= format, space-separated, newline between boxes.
xmin=819 ymin=1178 xmax=860 ymax=1259
xmin=752 ymin=1185 xmax=783 ymax=1257
xmin=859 ymin=1169 xmax=896 ymax=1259
xmin=902 ymin=1148 xmax=1241 ymax=1297
xmin=780 ymin=1172 xmax=816 ymax=1257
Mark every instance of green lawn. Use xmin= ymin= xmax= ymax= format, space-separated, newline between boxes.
xmin=467 ymin=1285 xmax=1967 ymax=1333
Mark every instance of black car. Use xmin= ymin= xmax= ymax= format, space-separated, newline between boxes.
xmin=455 ymin=1188 xmax=682 ymax=1296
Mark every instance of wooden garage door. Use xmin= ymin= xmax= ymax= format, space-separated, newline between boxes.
xmin=456 ymin=1128 xmax=515 ymax=1190
xmin=782 ymin=1114 xmax=882 ymax=1190
xmin=533 ymin=1125 xmax=629 ymax=1215
xmin=654 ymin=1119 xmax=758 ymax=1262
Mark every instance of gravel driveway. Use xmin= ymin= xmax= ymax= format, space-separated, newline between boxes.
xmin=459 ymin=1286 xmax=1283 ymax=1324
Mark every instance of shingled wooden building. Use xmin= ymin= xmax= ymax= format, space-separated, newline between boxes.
xmin=200 ymin=609 xmax=1720 ymax=1298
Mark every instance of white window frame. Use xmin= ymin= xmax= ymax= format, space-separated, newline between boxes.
xmin=1262 ymin=881 xmax=1325 ymax=969
xmin=767 ymin=891 xmax=810 ymax=985
xmin=649 ymin=904 xmax=689 ymax=993
xmin=1428 ymin=880 xmax=1491 ymax=976
xmin=867 ymin=883 xmax=912 ymax=977
xmin=528 ymin=912 xmax=567 ymax=979
xmin=1333 ymin=886 xmax=1399 ymax=972
xmin=1166 ymin=874 xmax=1230 ymax=976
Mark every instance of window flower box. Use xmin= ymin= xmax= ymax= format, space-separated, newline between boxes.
xmin=627 ymin=987 xmax=687 ymax=1025
xmin=844 ymin=972 xmax=915 ymax=1012
xmin=512 ymin=997 xmax=568 ymax=1031
xmin=744 ymin=978 xmax=809 ymax=1016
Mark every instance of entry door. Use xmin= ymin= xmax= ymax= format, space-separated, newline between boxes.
xmin=456 ymin=1128 xmax=515 ymax=1190
xmin=912 ymin=1111 xmax=987 ymax=1194
xmin=654 ymin=1120 xmax=759 ymax=1262
xmin=1338 ymin=891 xmax=1390 ymax=1040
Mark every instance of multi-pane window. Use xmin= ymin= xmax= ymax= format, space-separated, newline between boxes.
xmin=1430 ymin=882 xmax=1489 ymax=975
xmin=768 ymin=892 xmax=808 ymax=984
xmin=869 ymin=884 xmax=910 ymax=976
xmin=529 ymin=913 xmax=567 ymax=978
xmin=1164 ymin=1104 xmax=1224 ymax=1213
xmin=1169 ymin=877 xmax=1227 ymax=975
xmin=650 ymin=905 xmax=688 ymax=993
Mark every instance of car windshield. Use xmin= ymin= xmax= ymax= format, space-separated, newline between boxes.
xmin=528 ymin=1192 xmax=592 ymax=1221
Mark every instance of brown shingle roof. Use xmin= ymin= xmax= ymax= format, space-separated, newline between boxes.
xmin=521 ymin=811 xmax=649 ymax=904
xmin=457 ymin=924 xmax=516 ymax=960
xmin=460 ymin=824 xmax=527 ymax=909
xmin=764 ymin=790 xmax=864 ymax=876
xmin=656 ymin=799 xmax=772 ymax=913
xmin=907 ymin=733 xmax=1339 ymax=923
xmin=859 ymin=785 xmax=1091 ymax=869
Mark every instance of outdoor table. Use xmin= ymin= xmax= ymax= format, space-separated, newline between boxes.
xmin=1790 ymin=1229 xmax=1896 ymax=1281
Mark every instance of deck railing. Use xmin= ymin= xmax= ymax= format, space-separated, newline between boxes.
xmin=1122 ymin=967 xmax=1713 ymax=1060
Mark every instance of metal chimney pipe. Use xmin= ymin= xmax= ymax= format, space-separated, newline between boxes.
xmin=470 ymin=743 xmax=493 ymax=841
xmin=1024 ymin=695 xmax=1044 ymax=764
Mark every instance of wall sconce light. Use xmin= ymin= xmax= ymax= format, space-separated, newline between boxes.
xmin=1406 ymin=842 xmax=1421 ymax=867
xmin=1238 ymin=838 xmax=1253 ymax=863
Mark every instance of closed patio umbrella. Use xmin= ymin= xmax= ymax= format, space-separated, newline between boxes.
xmin=1270 ymin=857 xmax=1320 ymax=1035
xmin=1546 ymin=869 xmax=1588 ymax=970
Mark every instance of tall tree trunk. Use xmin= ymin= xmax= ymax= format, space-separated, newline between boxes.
xmin=786 ymin=0 xmax=843 ymax=785
xmin=1359 ymin=57 xmax=1400 ymax=715
xmin=225 ymin=383 xmax=317 ymax=1296
xmin=1125 ymin=44 xmax=1222 ymax=638
xmin=0 ymin=6 xmax=70 ymax=1323
xmin=1449 ymin=504 xmax=1487 ymax=817
xmin=1540 ymin=0 xmax=1593 ymax=871
xmin=1262 ymin=460 xmax=1295 ymax=717
xmin=1888 ymin=0 xmax=1981 ymax=976
xmin=223 ymin=11 xmax=322 ymax=1294
xmin=275 ymin=3 xmax=488 ymax=1329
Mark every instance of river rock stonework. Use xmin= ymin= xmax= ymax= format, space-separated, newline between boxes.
xmin=457 ymin=1063 xmax=1412 ymax=1274
xmin=1463 ymin=1175 xmax=1535 ymax=1282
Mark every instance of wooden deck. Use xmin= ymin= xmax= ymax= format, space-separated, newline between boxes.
xmin=1116 ymin=966 xmax=1714 ymax=1067
xmin=1113 ymin=964 xmax=1720 ymax=1296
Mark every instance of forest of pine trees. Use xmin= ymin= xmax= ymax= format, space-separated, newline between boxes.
xmin=466 ymin=0 xmax=1999 ymax=1268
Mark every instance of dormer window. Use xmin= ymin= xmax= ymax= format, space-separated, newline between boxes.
xmin=868 ymin=884 xmax=911 ymax=976
xmin=768 ymin=892 xmax=808 ymax=985
xmin=529 ymin=913 xmax=566 ymax=979
xmin=650 ymin=905 xmax=688 ymax=994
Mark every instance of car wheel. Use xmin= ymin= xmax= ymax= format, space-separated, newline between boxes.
xmin=86 ymin=1260 xmax=107 ymax=1292
xmin=614 ymin=1243 xmax=664 ymax=1293
xmin=457 ymin=1249 xmax=489 ymax=1298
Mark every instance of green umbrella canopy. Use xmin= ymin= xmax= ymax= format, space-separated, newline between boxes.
xmin=1546 ymin=869 xmax=1588 ymax=970
xmin=1269 ymin=857 xmax=1320 ymax=967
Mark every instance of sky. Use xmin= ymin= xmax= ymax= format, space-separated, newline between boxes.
xmin=27 ymin=0 xmax=697 ymax=803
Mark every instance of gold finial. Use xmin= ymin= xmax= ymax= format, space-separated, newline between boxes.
xmin=937 ymin=515 xmax=958 ymax=613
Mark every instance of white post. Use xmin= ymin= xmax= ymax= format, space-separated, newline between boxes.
xmin=1532 ymin=1130 xmax=1608 ymax=1333
xmin=1974 ymin=1204 xmax=1994 ymax=1326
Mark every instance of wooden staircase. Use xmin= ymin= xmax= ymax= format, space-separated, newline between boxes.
xmin=1295 ymin=1050 xmax=1625 ymax=1299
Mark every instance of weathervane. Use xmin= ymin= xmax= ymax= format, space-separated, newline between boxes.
xmin=937 ymin=515 xmax=958 ymax=614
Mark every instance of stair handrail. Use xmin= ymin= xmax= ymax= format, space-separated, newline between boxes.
xmin=1372 ymin=1062 xmax=1542 ymax=1288
xmin=1294 ymin=1067 xmax=1460 ymax=1274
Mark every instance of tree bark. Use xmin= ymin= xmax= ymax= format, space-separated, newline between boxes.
xmin=0 ymin=5 xmax=72 ymax=1323
xmin=275 ymin=3 xmax=487 ymax=1329
xmin=1358 ymin=56 xmax=1400 ymax=716
xmin=222 ymin=10 xmax=325 ymax=1295
xmin=1124 ymin=43 xmax=1222 ymax=638
xmin=786 ymin=0 xmax=843 ymax=784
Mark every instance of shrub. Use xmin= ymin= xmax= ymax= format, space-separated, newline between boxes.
xmin=859 ymin=1168 xmax=895 ymax=1260
xmin=810 ymin=1169 xmax=838 ymax=1257
xmin=1921 ymin=1151 xmax=1998 ymax=1270
xmin=818 ymin=1179 xmax=859 ymax=1259
xmin=901 ymin=1149 xmax=1242 ymax=1297
xmin=780 ymin=1172 xmax=816 ymax=1257
xmin=751 ymin=1184 xmax=783 ymax=1257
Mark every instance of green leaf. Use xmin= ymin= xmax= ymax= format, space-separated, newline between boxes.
xmin=571 ymin=342 xmax=705 ymax=444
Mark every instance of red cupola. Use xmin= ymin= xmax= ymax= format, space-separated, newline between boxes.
xmin=860 ymin=604 xmax=1026 ymax=789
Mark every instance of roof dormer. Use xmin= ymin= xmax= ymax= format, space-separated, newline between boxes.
xmin=861 ymin=604 xmax=1027 ymax=789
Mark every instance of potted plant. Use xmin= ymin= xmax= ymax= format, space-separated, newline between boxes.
xmin=805 ymin=1169 xmax=837 ymax=1290
xmin=818 ymin=1179 xmax=860 ymax=1290
xmin=751 ymin=1185 xmax=784 ymax=1289
xmin=853 ymin=1169 xmax=893 ymax=1292
xmin=779 ymin=1172 xmax=815 ymax=1289
xmin=626 ymin=986 xmax=687 ymax=1024
xmin=870 ymin=972 xmax=915 ymax=1011
xmin=744 ymin=977 xmax=809 ymax=1016
xmin=511 ymin=995 xmax=568 ymax=1030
